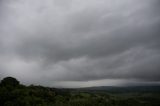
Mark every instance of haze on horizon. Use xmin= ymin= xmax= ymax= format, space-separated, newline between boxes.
xmin=0 ymin=0 xmax=160 ymax=88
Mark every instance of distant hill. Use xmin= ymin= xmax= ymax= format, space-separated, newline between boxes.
xmin=76 ymin=86 xmax=160 ymax=93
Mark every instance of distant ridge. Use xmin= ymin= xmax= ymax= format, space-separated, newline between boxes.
xmin=75 ymin=86 xmax=160 ymax=93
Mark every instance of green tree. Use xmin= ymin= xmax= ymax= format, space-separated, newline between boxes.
xmin=0 ymin=77 xmax=19 ymax=87
xmin=0 ymin=77 xmax=20 ymax=87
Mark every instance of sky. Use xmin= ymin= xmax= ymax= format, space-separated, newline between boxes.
xmin=0 ymin=0 xmax=160 ymax=88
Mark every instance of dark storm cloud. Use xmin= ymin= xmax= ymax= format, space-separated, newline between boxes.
xmin=0 ymin=0 xmax=160 ymax=87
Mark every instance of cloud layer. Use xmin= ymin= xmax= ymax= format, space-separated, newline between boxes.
xmin=0 ymin=0 xmax=160 ymax=87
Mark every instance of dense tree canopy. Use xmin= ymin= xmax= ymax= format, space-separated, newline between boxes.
xmin=0 ymin=77 xmax=19 ymax=86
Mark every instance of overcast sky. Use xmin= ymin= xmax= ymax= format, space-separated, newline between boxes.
xmin=0 ymin=0 xmax=160 ymax=88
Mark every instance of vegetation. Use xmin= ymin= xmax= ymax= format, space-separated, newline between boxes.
xmin=0 ymin=77 xmax=160 ymax=106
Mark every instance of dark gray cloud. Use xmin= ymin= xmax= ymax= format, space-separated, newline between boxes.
xmin=0 ymin=0 xmax=160 ymax=87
